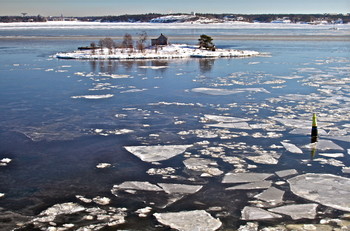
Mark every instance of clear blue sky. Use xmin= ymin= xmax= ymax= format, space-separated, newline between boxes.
xmin=1 ymin=0 xmax=349 ymax=16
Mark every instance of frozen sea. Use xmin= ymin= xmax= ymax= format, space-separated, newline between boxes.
xmin=0 ymin=22 xmax=350 ymax=230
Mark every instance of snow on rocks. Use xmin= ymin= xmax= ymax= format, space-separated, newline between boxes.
xmin=153 ymin=210 xmax=222 ymax=231
xmin=56 ymin=44 xmax=259 ymax=60
xmin=288 ymin=173 xmax=350 ymax=212
xmin=268 ymin=203 xmax=318 ymax=220
xmin=241 ymin=206 xmax=282 ymax=220
xmin=124 ymin=144 xmax=192 ymax=162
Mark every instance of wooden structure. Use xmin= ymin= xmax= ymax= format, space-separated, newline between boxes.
xmin=151 ymin=34 xmax=169 ymax=46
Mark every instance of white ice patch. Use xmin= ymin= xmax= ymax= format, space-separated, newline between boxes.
xmin=281 ymin=142 xmax=303 ymax=154
xmin=268 ymin=203 xmax=318 ymax=220
xmin=154 ymin=210 xmax=222 ymax=231
xmin=192 ymin=87 xmax=269 ymax=95
xmin=124 ymin=144 xmax=192 ymax=162
xmin=71 ymin=94 xmax=114 ymax=99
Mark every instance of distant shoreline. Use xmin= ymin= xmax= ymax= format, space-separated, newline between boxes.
xmin=1 ymin=35 xmax=349 ymax=41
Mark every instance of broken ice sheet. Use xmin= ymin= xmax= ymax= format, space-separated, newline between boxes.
xmin=241 ymin=206 xmax=282 ymax=221
xmin=288 ymin=173 xmax=350 ymax=212
xmin=183 ymin=157 xmax=224 ymax=177
xmin=206 ymin=122 xmax=252 ymax=130
xmin=268 ymin=203 xmax=318 ymax=220
xmin=226 ymin=181 xmax=272 ymax=190
xmin=222 ymin=172 xmax=273 ymax=184
xmin=124 ymin=144 xmax=192 ymax=162
xmin=191 ymin=87 xmax=269 ymax=95
xmin=203 ymin=114 xmax=251 ymax=123
xmin=281 ymin=142 xmax=303 ymax=154
xmin=112 ymin=181 xmax=163 ymax=192
xmin=154 ymin=210 xmax=222 ymax=231
xmin=71 ymin=94 xmax=114 ymax=99
xmin=0 ymin=158 xmax=12 ymax=166
xmin=275 ymin=169 xmax=298 ymax=178
xmin=254 ymin=187 xmax=285 ymax=204
xmin=304 ymin=139 xmax=344 ymax=151
xmin=158 ymin=183 xmax=203 ymax=195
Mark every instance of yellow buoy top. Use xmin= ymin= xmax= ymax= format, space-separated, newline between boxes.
xmin=312 ymin=113 xmax=317 ymax=127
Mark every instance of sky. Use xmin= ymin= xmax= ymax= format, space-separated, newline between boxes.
xmin=0 ymin=0 xmax=349 ymax=16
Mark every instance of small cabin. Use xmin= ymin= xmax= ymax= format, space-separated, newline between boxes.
xmin=151 ymin=33 xmax=169 ymax=46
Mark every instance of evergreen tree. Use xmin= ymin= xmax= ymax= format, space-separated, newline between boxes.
xmin=198 ymin=34 xmax=215 ymax=51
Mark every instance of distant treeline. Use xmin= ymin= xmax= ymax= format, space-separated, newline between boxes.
xmin=1 ymin=13 xmax=349 ymax=23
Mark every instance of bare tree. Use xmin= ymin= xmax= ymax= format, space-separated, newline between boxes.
xmin=137 ymin=31 xmax=148 ymax=53
xmin=98 ymin=37 xmax=115 ymax=55
xmin=122 ymin=33 xmax=134 ymax=49
xmin=90 ymin=42 xmax=96 ymax=55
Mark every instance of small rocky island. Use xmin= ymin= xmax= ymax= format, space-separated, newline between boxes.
xmin=56 ymin=34 xmax=259 ymax=60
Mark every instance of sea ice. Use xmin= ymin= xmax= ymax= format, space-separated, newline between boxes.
xmin=112 ymin=181 xmax=163 ymax=192
xmin=241 ymin=206 xmax=282 ymax=220
xmin=237 ymin=222 xmax=259 ymax=231
xmin=0 ymin=158 xmax=12 ymax=166
xmin=0 ymin=193 xmax=4 ymax=198
xmin=275 ymin=169 xmax=298 ymax=178
xmin=96 ymin=163 xmax=111 ymax=168
xmin=124 ymin=144 xmax=192 ymax=162
xmin=254 ymin=187 xmax=285 ymax=204
xmin=183 ymin=158 xmax=223 ymax=176
xmin=226 ymin=181 xmax=272 ymax=190
xmin=288 ymin=173 xmax=350 ymax=212
xmin=318 ymin=153 xmax=344 ymax=158
xmin=245 ymin=154 xmax=280 ymax=165
xmin=207 ymin=122 xmax=252 ymax=130
xmin=304 ymin=139 xmax=344 ymax=151
xmin=281 ymin=142 xmax=303 ymax=154
xmin=268 ymin=203 xmax=318 ymax=220
xmin=222 ymin=172 xmax=273 ymax=184
xmin=154 ymin=210 xmax=222 ymax=231
xmin=192 ymin=87 xmax=269 ymax=95
xmin=158 ymin=183 xmax=203 ymax=195
xmin=71 ymin=94 xmax=114 ymax=99
xmin=92 ymin=196 xmax=111 ymax=205
xmin=204 ymin=114 xmax=251 ymax=123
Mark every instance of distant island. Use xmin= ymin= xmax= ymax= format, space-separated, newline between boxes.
xmin=1 ymin=13 xmax=349 ymax=24
xmin=55 ymin=34 xmax=260 ymax=60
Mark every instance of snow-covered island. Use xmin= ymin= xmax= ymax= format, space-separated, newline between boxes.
xmin=56 ymin=44 xmax=259 ymax=60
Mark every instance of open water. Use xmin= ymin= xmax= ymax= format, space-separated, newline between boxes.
xmin=0 ymin=22 xmax=350 ymax=230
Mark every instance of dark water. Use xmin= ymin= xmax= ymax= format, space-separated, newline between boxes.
xmin=0 ymin=24 xmax=350 ymax=230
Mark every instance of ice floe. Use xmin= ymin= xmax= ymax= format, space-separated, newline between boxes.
xmin=71 ymin=94 xmax=114 ymax=99
xmin=204 ymin=114 xmax=251 ymax=123
xmin=275 ymin=169 xmax=298 ymax=178
xmin=124 ymin=144 xmax=192 ymax=162
xmin=183 ymin=157 xmax=224 ymax=177
xmin=226 ymin=181 xmax=272 ymax=190
xmin=304 ymin=139 xmax=344 ymax=151
xmin=254 ymin=187 xmax=285 ymax=204
xmin=157 ymin=183 xmax=203 ymax=195
xmin=241 ymin=206 xmax=282 ymax=220
xmin=281 ymin=142 xmax=303 ymax=154
xmin=268 ymin=203 xmax=318 ymax=220
xmin=0 ymin=158 xmax=12 ymax=166
xmin=222 ymin=172 xmax=273 ymax=184
xmin=288 ymin=173 xmax=350 ymax=212
xmin=154 ymin=210 xmax=222 ymax=231
xmin=192 ymin=87 xmax=269 ymax=95
xmin=96 ymin=163 xmax=112 ymax=168
xmin=112 ymin=181 xmax=163 ymax=192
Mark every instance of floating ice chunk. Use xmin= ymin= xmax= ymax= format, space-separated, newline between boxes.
xmin=304 ymin=139 xmax=344 ymax=151
xmin=290 ymin=128 xmax=327 ymax=135
xmin=319 ymin=153 xmax=344 ymax=158
xmin=0 ymin=193 xmax=4 ymax=198
xmin=96 ymin=163 xmax=111 ymax=168
xmin=0 ymin=158 xmax=12 ymax=166
xmin=120 ymin=88 xmax=147 ymax=93
xmin=237 ymin=222 xmax=259 ymax=231
xmin=207 ymin=122 xmax=252 ymax=130
xmin=288 ymin=173 xmax=350 ymax=212
xmin=71 ymin=94 xmax=114 ymax=99
xmin=246 ymin=154 xmax=279 ymax=165
xmin=192 ymin=87 xmax=269 ymax=95
xmin=281 ymin=142 xmax=303 ymax=154
xmin=92 ymin=196 xmax=111 ymax=205
xmin=158 ymin=183 xmax=203 ymax=195
xmin=35 ymin=202 xmax=85 ymax=223
xmin=241 ymin=206 xmax=282 ymax=220
xmin=275 ymin=169 xmax=298 ymax=178
xmin=254 ymin=187 xmax=285 ymax=204
xmin=226 ymin=181 xmax=272 ymax=190
xmin=313 ymin=158 xmax=345 ymax=167
xmin=184 ymin=158 xmax=223 ymax=176
xmin=222 ymin=172 xmax=273 ymax=184
xmin=342 ymin=167 xmax=350 ymax=174
xmin=112 ymin=181 xmax=163 ymax=192
xmin=76 ymin=195 xmax=92 ymax=203
xmin=124 ymin=144 xmax=192 ymax=162
xmin=136 ymin=207 xmax=152 ymax=217
xmin=204 ymin=114 xmax=251 ymax=123
xmin=268 ymin=203 xmax=318 ymax=220
xmin=154 ymin=210 xmax=222 ymax=231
